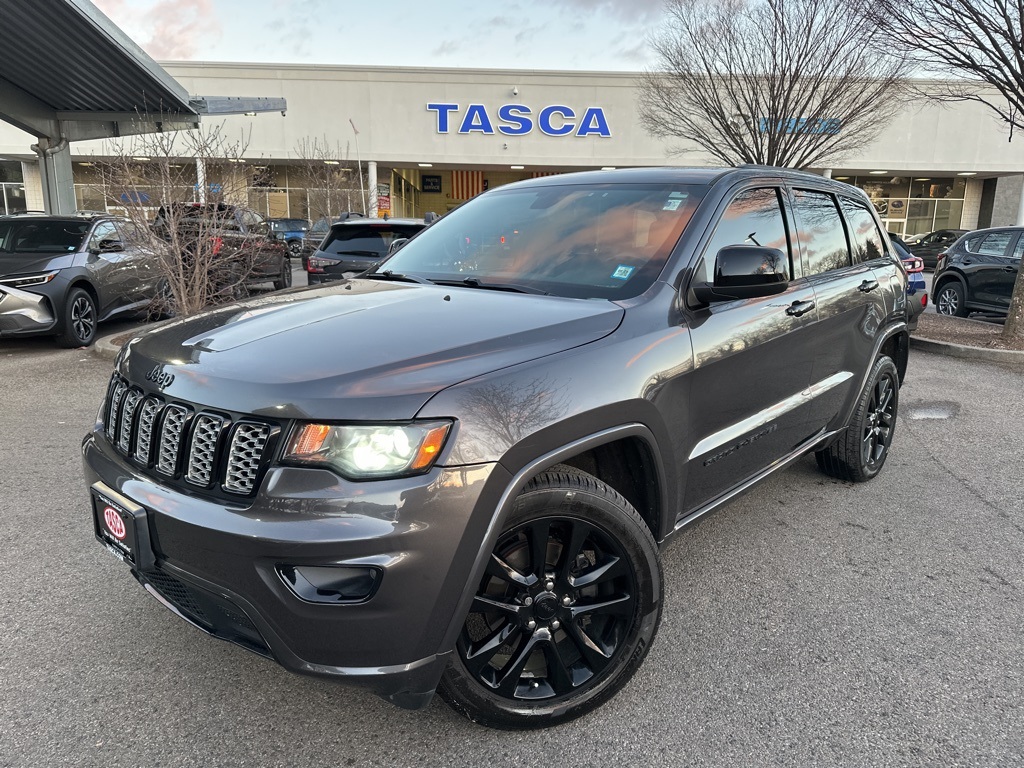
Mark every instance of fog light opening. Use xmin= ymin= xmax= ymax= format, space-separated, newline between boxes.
xmin=278 ymin=564 xmax=381 ymax=604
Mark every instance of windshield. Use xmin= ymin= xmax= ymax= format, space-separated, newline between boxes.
xmin=0 ymin=220 xmax=90 ymax=254
xmin=322 ymin=224 xmax=424 ymax=257
xmin=380 ymin=183 xmax=704 ymax=300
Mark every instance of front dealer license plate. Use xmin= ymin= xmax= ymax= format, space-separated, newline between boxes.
xmin=91 ymin=482 xmax=154 ymax=569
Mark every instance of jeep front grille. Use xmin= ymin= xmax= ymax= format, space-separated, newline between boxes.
xmin=101 ymin=374 xmax=276 ymax=497
xmin=224 ymin=423 xmax=271 ymax=495
xmin=186 ymin=414 xmax=223 ymax=486
xmin=157 ymin=404 xmax=189 ymax=475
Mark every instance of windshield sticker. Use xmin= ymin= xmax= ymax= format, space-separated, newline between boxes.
xmin=611 ymin=265 xmax=635 ymax=280
xmin=663 ymin=199 xmax=683 ymax=211
xmin=669 ymin=191 xmax=687 ymax=199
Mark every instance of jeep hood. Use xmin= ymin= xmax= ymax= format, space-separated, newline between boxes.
xmin=119 ymin=279 xmax=623 ymax=420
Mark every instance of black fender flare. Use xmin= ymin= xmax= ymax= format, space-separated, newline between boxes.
xmin=436 ymin=422 xmax=667 ymax=655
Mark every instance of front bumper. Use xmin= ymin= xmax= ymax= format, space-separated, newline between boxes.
xmin=82 ymin=428 xmax=506 ymax=708
xmin=0 ymin=284 xmax=57 ymax=337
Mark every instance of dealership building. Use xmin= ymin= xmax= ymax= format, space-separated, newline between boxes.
xmin=3 ymin=62 xmax=1024 ymax=237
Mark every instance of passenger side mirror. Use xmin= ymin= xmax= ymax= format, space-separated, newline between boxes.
xmin=92 ymin=238 xmax=124 ymax=254
xmin=691 ymin=245 xmax=789 ymax=305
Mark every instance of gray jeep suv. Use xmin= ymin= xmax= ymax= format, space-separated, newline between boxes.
xmin=83 ymin=167 xmax=911 ymax=728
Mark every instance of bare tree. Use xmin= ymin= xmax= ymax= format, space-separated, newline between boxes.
xmin=864 ymin=0 xmax=1024 ymax=339
xmin=637 ymin=0 xmax=913 ymax=168
xmin=97 ymin=124 xmax=262 ymax=316
xmin=294 ymin=137 xmax=367 ymax=222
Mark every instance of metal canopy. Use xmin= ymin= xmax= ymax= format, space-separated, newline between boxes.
xmin=0 ymin=0 xmax=285 ymax=213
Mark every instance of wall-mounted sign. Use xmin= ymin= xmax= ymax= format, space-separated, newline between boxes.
xmin=427 ymin=103 xmax=611 ymax=137
xmin=758 ymin=117 xmax=842 ymax=135
xmin=376 ymin=182 xmax=391 ymax=216
xmin=422 ymin=174 xmax=442 ymax=193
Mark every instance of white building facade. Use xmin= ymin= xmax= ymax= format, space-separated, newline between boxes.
xmin=2 ymin=62 xmax=1024 ymax=236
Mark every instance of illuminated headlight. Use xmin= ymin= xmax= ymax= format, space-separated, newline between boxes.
xmin=0 ymin=270 xmax=60 ymax=288
xmin=283 ymin=421 xmax=452 ymax=479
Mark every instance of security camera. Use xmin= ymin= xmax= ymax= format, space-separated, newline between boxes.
xmin=512 ymin=87 xmax=519 ymax=96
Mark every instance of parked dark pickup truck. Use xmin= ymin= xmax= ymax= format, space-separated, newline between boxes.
xmin=85 ymin=167 xmax=911 ymax=729
xmin=151 ymin=203 xmax=291 ymax=291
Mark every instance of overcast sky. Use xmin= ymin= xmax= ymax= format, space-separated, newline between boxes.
xmin=92 ymin=0 xmax=665 ymax=71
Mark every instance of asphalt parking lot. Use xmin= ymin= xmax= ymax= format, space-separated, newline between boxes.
xmin=0 ymin=338 xmax=1022 ymax=767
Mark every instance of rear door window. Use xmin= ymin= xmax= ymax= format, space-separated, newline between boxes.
xmin=791 ymin=190 xmax=850 ymax=275
xmin=976 ymin=232 xmax=1013 ymax=256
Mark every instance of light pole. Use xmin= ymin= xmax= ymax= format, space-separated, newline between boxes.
xmin=349 ymin=118 xmax=366 ymax=215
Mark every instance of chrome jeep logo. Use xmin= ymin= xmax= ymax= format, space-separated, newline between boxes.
xmin=145 ymin=365 xmax=174 ymax=389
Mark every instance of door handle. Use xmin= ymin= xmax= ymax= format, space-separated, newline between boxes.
xmin=1003 ymin=266 xmax=1017 ymax=272
xmin=786 ymin=300 xmax=816 ymax=317
xmin=962 ymin=259 xmax=973 ymax=265
xmin=858 ymin=279 xmax=879 ymax=293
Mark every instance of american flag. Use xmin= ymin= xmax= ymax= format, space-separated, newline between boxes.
xmin=451 ymin=170 xmax=484 ymax=199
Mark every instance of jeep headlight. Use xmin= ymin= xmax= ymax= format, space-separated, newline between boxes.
xmin=283 ymin=421 xmax=452 ymax=479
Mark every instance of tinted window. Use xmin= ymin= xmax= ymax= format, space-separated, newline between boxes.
xmin=704 ymin=187 xmax=790 ymax=267
xmin=0 ymin=220 xmax=90 ymax=253
xmin=322 ymin=224 xmax=424 ymax=258
xmin=839 ymin=198 xmax=886 ymax=262
xmin=88 ymin=221 xmax=118 ymax=250
xmin=964 ymin=235 xmax=984 ymax=253
xmin=1011 ymin=234 xmax=1024 ymax=261
xmin=977 ymin=232 xmax=1013 ymax=256
xmin=792 ymin=190 xmax=850 ymax=275
xmin=384 ymin=184 xmax=705 ymax=300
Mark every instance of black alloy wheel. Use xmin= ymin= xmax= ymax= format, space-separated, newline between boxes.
xmin=816 ymin=356 xmax=900 ymax=482
xmin=439 ymin=466 xmax=662 ymax=729
xmin=56 ymin=287 xmax=98 ymax=348
xmin=935 ymin=282 xmax=967 ymax=317
xmin=288 ymin=239 xmax=303 ymax=256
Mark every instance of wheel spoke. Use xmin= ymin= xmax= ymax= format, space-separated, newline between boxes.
xmin=556 ymin=520 xmax=590 ymax=585
xmin=485 ymin=552 xmax=535 ymax=588
xmin=541 ymin=638 xmax=576 ymax=693
xmin=471 ymin=594 xmax=523 ymax=616
xmin=565 ymin=621 xmax=613 ymax=671
xmin=463 ymin=621 xmax=518 ymax=678
xmin=570 ymin=593 xmax=634 ymax=619
xmin=571 ymin=555 xmax=625 ymax=589
xmin=494 ymin=631 xmax=541 ymax=697
xmin=527 ymin=519 xmax=550 ymax=576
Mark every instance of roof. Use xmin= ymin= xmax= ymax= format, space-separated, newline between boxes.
xmin=0 ymin=0 xmax=195 ymax=118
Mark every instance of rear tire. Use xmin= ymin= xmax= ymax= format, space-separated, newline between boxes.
xmin=439 ymin=465 xmax=662 ymax=729
xmin=56 ymin=287 xmax=97 ymax=348
xmin=816 ymin=356 xmax=899 ymax=482
xmin=273 ymin=258 xmax=292 ymax=290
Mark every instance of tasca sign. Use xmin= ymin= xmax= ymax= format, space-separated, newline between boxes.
xmin=427 ymin=103 xmax=611 ymax=137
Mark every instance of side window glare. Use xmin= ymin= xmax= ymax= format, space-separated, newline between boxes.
xmin=697 ymin=187 xmax=792 ymax=284
xmin=838 ymin=197 xmax=886 ymax=263
xmin=791 ymin=189 xmax=850 ymax=275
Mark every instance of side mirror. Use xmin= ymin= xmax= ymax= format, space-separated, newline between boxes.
xmin=692 ymin=245 xmax=789 ymax=305
xmin=387 ymin=238 xmax=409 ymax=256
xmin=92 ymin=238 xmax=124 ymax=254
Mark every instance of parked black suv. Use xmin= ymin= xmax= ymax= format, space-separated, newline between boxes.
xmin=84 ymin=168 xmax=911 ymax=729
xmin=932 ymin=227 xmax=1022 ymax=317
xmin=0 ymin=212 xmax=159 ymax=347
xmin=306 ymin=216 xmax=428 ymax=282
xmin=904 ymin=228 xmax=968 ymax=269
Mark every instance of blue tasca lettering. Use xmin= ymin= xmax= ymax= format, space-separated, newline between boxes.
xmin=538 ymin=105 xmax=576 ymax=136
xmin=498 ymin=104 xmax=533 ymax=135
xmin=427 ymin=103 xmax=459 ymax=133
xmin=459 ymin=104 xmax=494 ymax=134
xmin=575 ymin=107 xmax=611 ymax=137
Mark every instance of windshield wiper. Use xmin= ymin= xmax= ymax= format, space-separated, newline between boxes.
xmin=435 ymin=277 xmax=550 ymax=295
xmin=360 ymin=270 xmax=433 ymax=285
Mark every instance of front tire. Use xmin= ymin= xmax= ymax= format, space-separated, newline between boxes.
xmin=439 ymin=466 xmax=662 ymax=729
xmin=56 ymin=287 xmax=97 ymax=348
xmin=935 ymin=282 xmax=967 ymax=317
xmin=816 ymin=356 xmax=899 ymax=482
